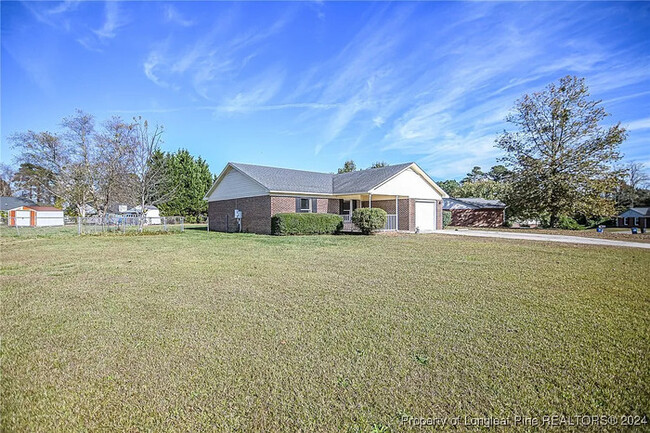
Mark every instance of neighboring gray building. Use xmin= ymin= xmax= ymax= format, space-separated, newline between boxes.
xmin=442 ymin=197 xmax=506 ymax=227
xmin=0 ymin=196 xmax=36 ymax=212
xmin=616 ymin=207 xmax=649 ymax=229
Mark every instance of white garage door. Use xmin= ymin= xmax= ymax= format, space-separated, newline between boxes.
xmin=415 ymin=201 xmax=436 ymax=232
xmin=15 ymin=210 xmax=31 ymax=226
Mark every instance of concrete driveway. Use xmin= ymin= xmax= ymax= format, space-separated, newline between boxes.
xmin=437 ymin=229 xmax=650 ymax=249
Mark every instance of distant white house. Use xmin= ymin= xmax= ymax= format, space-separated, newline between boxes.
xmin=138 ymin=205 xmax=161 ymax=225
xmin=108 ymin=204 xmax=161 ymax=225
xmin=8 ymin=206 xmax=64 ymax=227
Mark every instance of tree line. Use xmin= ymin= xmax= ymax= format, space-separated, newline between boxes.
xmin=2 ymin=110 xmax=214 ymax=222
xmin=338 ymin=76 xmax=648 ymax=228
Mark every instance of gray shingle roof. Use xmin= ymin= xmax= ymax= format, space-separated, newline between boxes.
xmin=443 ymin=197 xmax=506 ymax=209
xmin=332 ymin=163 xmax=414 ymax=193
xmin=229 ymin=162 xmax=416 ymax=194
xmin=619 ymin=207 xmax=650 ymax=217
xmin=230 ymin=163 xmax=335 ymax=193
xmin=0 ymin=196 xmax=36 ymax=211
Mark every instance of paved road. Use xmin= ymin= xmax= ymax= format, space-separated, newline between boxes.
xmin=436 ymin=229 xmax=650 ymax=249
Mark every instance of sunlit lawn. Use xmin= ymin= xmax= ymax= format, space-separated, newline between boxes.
xmin=1 ymin=230 xmax=648 ymax=432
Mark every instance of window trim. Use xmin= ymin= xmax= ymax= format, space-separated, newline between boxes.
xmin=299 ymin=198 xmax=311 ymax=212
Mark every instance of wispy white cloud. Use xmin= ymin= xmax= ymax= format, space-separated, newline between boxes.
xmin=143 ymin=49 xmax=170 ymax=88
xmin=163 ymin=5 xmax=194 ymax=27
xmin=110 ymin=102 xmax=340 ymax=115
xmin=626 ymin=117 xmax=650 ymax=131
xmin=142 ymin=6 xmax=293 ymax=106
xmin=22 ymin=0 xmax=80 ymax=31
xmin=75 ymin=2 xmax=129 ymax=51
xmin=93 ymin=2 xmax=129 ymax=40
xmin=130 ymin=2 xmax=649 ymax=176
xmin=48 ymin=0 xmax=80 ymax=16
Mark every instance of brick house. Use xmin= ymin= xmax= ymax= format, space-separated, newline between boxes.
xmin=442 ymin=198 xmax=506 ymax=227
xmin=616 ymin=207 xmax=649 ymax=229
xmin=205 ymin=162 xmax=448 ymax=234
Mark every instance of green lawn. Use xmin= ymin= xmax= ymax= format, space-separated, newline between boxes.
xmin=1 ymin=230 xmax=649 ymax=432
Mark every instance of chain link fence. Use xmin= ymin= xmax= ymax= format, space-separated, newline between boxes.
xmin=1 ymin=215 xmax=184 ymax=237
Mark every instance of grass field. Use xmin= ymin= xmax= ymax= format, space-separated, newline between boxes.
xmin=1 ymin=229 xmax=649 ymax=432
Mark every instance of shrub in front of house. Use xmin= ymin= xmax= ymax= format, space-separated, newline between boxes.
xmin=442 ymin=210 xmax=452 ymax=228
xmin=271 ymin=213 xmax=343 ymax=235
xmin=352 ymin=208 xmax=387 ymax=235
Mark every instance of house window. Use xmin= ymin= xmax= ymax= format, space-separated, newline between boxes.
xmin=624 ymin=218 xmax=628 ymax=226
xmin=634 ymin=217 xmax=639 ymax=226
xmin=300 ymin=198 xmax=311 ymax=212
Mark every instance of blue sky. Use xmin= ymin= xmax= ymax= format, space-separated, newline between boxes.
xmin=1 ymin=1 xmax=649 ymax=180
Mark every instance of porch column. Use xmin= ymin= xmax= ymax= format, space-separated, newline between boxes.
xmin=369 ymin=194 xmax=372 ymax=208
xmin=395 ymin=195 xmax=399 ymax=231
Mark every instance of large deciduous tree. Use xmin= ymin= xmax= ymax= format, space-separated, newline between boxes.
xmin=61 ymin=110 xmax=98 ymax=216
xmin=9 ymin=131 xmax=64 ymax=205
xmin=624 ymin=162 xmax=650 ymax=208
xmin=496 ymin=76 xmax=625 ymax=226
xmin=94 ymin=116 xmax=136 ymax=217
xmin=131 ymin=116 xmax=172 ymax=218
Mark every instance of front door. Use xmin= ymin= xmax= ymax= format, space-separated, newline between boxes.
xmin=341 ymin=200 xmax=360 ymax=220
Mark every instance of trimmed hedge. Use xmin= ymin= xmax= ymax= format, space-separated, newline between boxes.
xmin=271 ymin=213 xmax=343 ymax=235
xmin=442 ymin=210 xmax=452 ymax=228
xmin=352 ymin=208 xmax=387 ymax=235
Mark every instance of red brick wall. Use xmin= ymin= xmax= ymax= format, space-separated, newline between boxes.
xmin=327 ymin=199 xmax=340 ymax=214
xmin=208 ymin=195 xmax=272 ymax=234
xmin=360 ymin=199 xmax=415 ymax=231
xmin=450 ymin=209 xmax=504 ymax=227
xmin=436 ymin=200 xmax=443 ymax=230
xmin=618 ymin=217 xmax=648 ymax=228
xmin=315 ymin=198 xmax=329 ymax=214
xmin=362 ymin=199 xmax=396 ymax=213
xmin=408 ymin=199 xmax=416 ymax=231
xmin=270 ymin=196 xmax=331 ymax=215
xmin=270 ymin=196 xmax=295 ymax=215
xmin=208 ymin=195 xmax=446 ymax=233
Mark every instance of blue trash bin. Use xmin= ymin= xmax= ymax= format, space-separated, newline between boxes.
xmin=596 ymin=227 xmax=603 ymax=233
xmin=631 ymin=227 xmax=638 ymax=234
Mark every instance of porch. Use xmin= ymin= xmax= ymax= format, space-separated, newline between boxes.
xmin=337 ymin=193 xmax=403 ymax=232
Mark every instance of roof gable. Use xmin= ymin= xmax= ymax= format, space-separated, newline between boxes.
xmin=333 ymin=163 xmax=413 ymax=194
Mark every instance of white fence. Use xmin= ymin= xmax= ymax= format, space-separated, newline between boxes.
xmin=77 ymin=216 xmax=184 ymax=235
xmin=382 ymin=214 xmax=397 ymax=231
xmin=1 ymin=215 xmax=184 ymax=237
xmin=340 ymin=213 xmax=398 ymax=231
